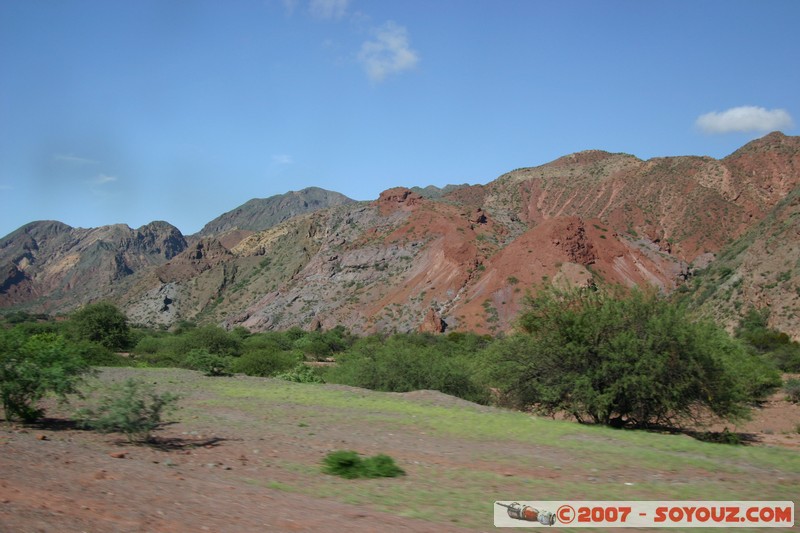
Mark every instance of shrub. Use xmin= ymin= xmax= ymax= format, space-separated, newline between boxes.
xmin=736 ymin=309 xmax=800 ymax=372
xmin=326 ymin=334 xmax=488 ymax=403
xmin=322 ymin=450 xmax=363 ymax=479
xmin=183 ymin=349 xmax=232 ymax=376
xmin=173 ymin=326 xmax=242 ymax=357
xmin=132 ymin=335 xmax=164 ymax=355
xmin=361 ymin=454 xmax=405 ymax=478
xmin=73 ymin=340 xmax=129 ymax=367
xmin=0 ymin=333 xmax=91 ymax=422
xmin=785 ymin=378 xmax=800 ymax=403
xmin=274 ymin=363 xmax=325 ymax=383
xmin=486 ymin=287 xmax=780 ymax=429
xmin=231 ymin=349 xmax=300 ymax=377
xmin=322 ymin=450 xmax=404 ymax=479
xmin=76 ymin=378 xmax=179 ymax=442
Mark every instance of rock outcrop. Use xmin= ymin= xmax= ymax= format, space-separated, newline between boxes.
xmin=2 ymin=132 xmax=799 ymax=337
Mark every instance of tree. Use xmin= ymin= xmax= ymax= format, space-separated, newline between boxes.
xmin=0 ymin=332 xmax=91 ymax=422
xmin=69 ymin=302 xmax=131 ymax=351
xmin=486 ymin=287 xmax=780 ymax=429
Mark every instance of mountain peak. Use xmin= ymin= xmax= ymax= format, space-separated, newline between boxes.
xmin=726 ymin=131 xmax=798 ymax=158
xmin=197 ymin=187 xmax=355 ymax=237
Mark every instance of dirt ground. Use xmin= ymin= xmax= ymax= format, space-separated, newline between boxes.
xmin=1 ymin=369 xmax=798 ymax=532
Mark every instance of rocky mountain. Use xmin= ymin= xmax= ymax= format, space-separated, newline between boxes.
xmin=686 ymin=184 xmax=800 ymax=336
xmin=409 ymin=184 xmax=470 ymax=199
xmin=196 ymin=187 xmax=354 ymax=244
xmin=0 ymin=221 xmax=186 ymax=312
xmin=2 ymin=132 xmax=799 ymax=337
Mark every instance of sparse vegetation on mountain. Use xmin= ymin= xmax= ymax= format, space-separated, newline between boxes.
xmin=3 ymin=133 xmax=800 ymax=338
xmin=735 ymin=309 xmax=800 ymax=372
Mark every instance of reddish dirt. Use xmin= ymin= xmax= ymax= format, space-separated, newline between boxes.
xmin=0 ymin=429 xmax=472 ymax=532
xmin=704 ymin=375 xmax=800 ymax=449
xmin=1 ymin=369 xmax=798 ymax=532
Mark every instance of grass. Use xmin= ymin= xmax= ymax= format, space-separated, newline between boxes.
xmin=83 ymin=368 xmax=800 ymax=530
xmin=209 ymin=378 xmax=800 ymax=472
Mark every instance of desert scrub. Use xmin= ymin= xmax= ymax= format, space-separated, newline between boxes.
xmin=322 ymin=450 xmax=405 ymax=479
xmin=76 ymin=378 xmax=179 ymax=442
xmin=0 ymin=333 xmax=91 ymax=422
xmin=274 ymin=363 xmax=325 ymax=383
xmin=184 ymin=349 xmax=232 ymax=376
xmin=785 ymin=378 xmax=800 ymax=403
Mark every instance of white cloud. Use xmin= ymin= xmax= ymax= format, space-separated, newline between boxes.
xmin=695 ymin=106 xmax=794 ymax=134
xmin=309 ymin=0 xmax=349 ymax=19
xmin=54 ymin=154 xmax=99 ymax=165
xmin=271 ymin=154 xmax=293 ymax=165
xmin=358 ymin=22 xmax=419 ymax=82
xmin=92 ymin=174 xmax=118 ymax=185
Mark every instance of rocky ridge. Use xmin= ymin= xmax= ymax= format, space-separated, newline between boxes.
xmin=2 ymin=132 xmax=799 ymax=337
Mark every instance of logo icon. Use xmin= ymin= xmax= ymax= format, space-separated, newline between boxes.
xmin=496 ymin=502 xmax=557 ymax=525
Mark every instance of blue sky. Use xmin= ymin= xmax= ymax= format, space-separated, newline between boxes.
xmin=1 ymin=0 xmax=798 ymax=238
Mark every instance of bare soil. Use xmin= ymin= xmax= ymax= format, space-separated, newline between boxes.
xmin=1 ymin=368 xmax=798 ymax=532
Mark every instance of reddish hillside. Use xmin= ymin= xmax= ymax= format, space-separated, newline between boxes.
xmin=2 ymin=132 xmax=799 ymax=336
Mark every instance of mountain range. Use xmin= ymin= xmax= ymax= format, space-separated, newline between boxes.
xmin=2 ymin=132 xmax=799 ymax=338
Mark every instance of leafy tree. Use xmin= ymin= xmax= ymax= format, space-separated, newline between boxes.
xmin=69 ymin=302 xmax=131 ymax=351
xmin=178 ymin=325 xmax=242 ymax=357
xmin=486 ymin=288 xmax=780 ymax=429
xmin=0 ymin=332 xmax=91 ymax=422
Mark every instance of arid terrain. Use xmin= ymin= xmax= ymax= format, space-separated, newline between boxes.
xmin=2 ymin=368 xmax=798 ymax=532
xmin=3 ymin=132 xmax=800 ymax=338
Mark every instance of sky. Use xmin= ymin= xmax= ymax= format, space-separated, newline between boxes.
xmin=1 ymin=0 xmax=798 ymax=238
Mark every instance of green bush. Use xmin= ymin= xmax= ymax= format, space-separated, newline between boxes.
xmin=736 ymin=309 xmax=800 ymax=372
xmin=486 ymin=287 xmax=780 ymax=429
xmin=173 ymin=326 xmax=242 ymax=357
xmin=274 ymin=363 xmax=325 ymax=383
xmin=0 ymin=332 xmax=92 ymax=422
xmin=132 ymin=335 xmax=164 ymax=355
xmin=73 ymin=340 xmax=130 ymax=367
xmin=231 ymin=349 xmax=300 ymax=377
xmin=322 ymin=450 xmax=404 ymax=479
xmin=322 ymin=450 xmax=363 ymax=478
xmin=785 ymin=379 xmax=800 ymax=403
xmin=76 ymin=378 xmax=179 ymax=442
xmin=361 ymin=454 xmax=405 ymax=478
xmin=183 ymin=349 xmax=232 ymax=376
xmin=326 ymin=334 xmax=488 ymax=403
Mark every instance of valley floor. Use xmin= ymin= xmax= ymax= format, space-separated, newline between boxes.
xmin=1 ymin=368 xmax=798 ymax=532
